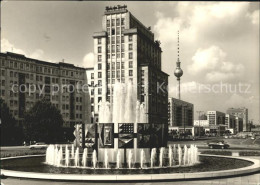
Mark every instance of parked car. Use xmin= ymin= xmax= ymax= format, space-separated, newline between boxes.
xmin=207 ymin=140 xmax=230 ymax=149
xmin=29 ymin=142 xmax=48 ymax=149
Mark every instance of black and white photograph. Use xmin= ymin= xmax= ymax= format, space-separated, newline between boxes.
xmin=0 ymin=1 xmax=259 ymax=185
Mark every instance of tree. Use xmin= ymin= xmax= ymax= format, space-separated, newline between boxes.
xmin=24 ymin=100 xmax=64 ymax=144
xmin=0 ymin=98 xmax=23 ymax=146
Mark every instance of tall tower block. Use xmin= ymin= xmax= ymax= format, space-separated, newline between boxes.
xmin=174 ymin=31 xmax=183 ymax=99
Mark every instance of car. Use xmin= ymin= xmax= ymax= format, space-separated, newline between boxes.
xmin=29 ymin=142 xmax=48 ymax=149
xmin=207 ymin=140 xmax=229 ymax=149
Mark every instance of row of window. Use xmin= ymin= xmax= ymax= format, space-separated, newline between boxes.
xmin=0 ymin=59 xmax=83 ymax=77
xmin=106 ymin=18 xmax=125 ymax=27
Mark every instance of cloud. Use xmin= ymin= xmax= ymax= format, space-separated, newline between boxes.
xmin=1 ymin=38 xmax=44 ymax=60
xmin=247 ymin=9 xmax=259 ymax=25
xmin=82 ymin=52 xmax=94 ymax=68
xmin=29 ymin=49 xmax=44 ymax=59
xmin=188 ymin=45 xmax=244 ymax=82
xmin=154 ymin=2 xmax=251 ymax=48
xmin=1 ymin=38 xmax=26 ymax=55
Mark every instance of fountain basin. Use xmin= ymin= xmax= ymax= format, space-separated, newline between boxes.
xmin=1 ymin=154 xmax=259 ymax=181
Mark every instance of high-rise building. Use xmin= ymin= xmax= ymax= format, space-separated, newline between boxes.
xmin=207 ymin=111 xmax=226 ymax=135
xmin=168 ymin=98 xmax=194 ymax=127
xmin=89 ymin=5 xmax=168 ymax=124
xmin=0 ymin=52 xmax=90 ymax=130
xmin=227 ymin=107 xmax=249 ymax=131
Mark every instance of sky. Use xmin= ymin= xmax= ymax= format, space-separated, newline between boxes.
xmin=1 ymin=1 xmax=259 ymax=124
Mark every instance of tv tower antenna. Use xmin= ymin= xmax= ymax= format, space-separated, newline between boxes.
xmin=174 ymin=30 xmax=183 ymax=100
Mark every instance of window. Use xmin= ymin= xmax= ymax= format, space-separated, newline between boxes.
xmin=121 ymin=70 xmax=125 ymax=77
xmin=122 ymin=53 xmax=125 ymax=58
xmin=91 ymin=89 xmax=94 ymax=95
xmin=129 ymin=61 xmax=133 ymax=68
xmin=116 ymin=70 xmax=120 ymax=78
xmin=121 ymin=37 xmax=124 ymax=43
xmin=116 ymin=29 xmax=120 ymax=35
xmin=112 ymin=45 xmax=115 ymax=53
xmin=106 ymin=19 xmax=110 ymax=27
xmin=117 ymin=53 xmax=120 ymax=58
xmin=116 ymin=62 xmax=120 ymax=69
xmin=112 ymin=71 xmax=115 ymax=78
xmin=116 ymin=18 xmax=120 ymax=26
xmin=98 ymin=80 xmax=102 ymax=86
xmin=129 ymin=70 xmax=133 ymax=76
xmin=116 ymin=45 xmax=120 ymax=52
xmin=107 ymin=54 xmax=110 ymax=59
xmin=98 ymin=64 xmax=102 ymax=70
xmin=10 ymin=71 xmax=13 ymax=77
xmin=98 ymin=47 xmax=102 ymax=53
xmin=121 ymin=62 xmax=125 ymax=69
xmin=98 ymin=38 xmax=101 ymax=44
xmin=98 ymin=72 xmax=102 ymax=78
xmin=98 ymin=88 xmax=102 ymax=95
xmin=98 ymin=55 xmax=102 ymax=62
xmin=121 ymin=44 xmax=125 ymax=52
xmin=129 ymin=44 xmax=133 ymax=50
xmin=98 ymin=97 xmax=102 ymax=103
xmin=112 ymin=37 xmax=115 ymax=44
xmin=112 ymin=28 xmax=115 ymax=35
xmin=129 ymin=52 xmax=133 ymax=59
xmin=107 ymin=28 xmax=110 ymax=35
xmin=121 ymin=18 xmax=125 ymax=25
xmin=112 ymin=62 xmax=115 ymax=70
xmin=112 ymin=19 xmax=115 ymax=26
xmin=129 ymin=35 xmax=133 ymax=42
xmin=91 ymin=73 xmax=94 ymax=79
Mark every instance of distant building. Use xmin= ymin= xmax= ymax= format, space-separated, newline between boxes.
xmin=227 ymin=107 xmax=249 ymax=131
xmin=193 ymin=120 xmax=209 ymax=127
xmin=0 ymin=52 xmax=90 ymax=130
xmin=225 ymin=114 xmax=237 ymax=134
xmin=206 ymin=111 xmax=226 ymax=135
xmin=168 ymin=97 xmax=194 ymax=129
xmin=236 ymin=116 xmax=243 ymax=133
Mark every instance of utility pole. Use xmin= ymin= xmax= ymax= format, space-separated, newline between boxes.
xmin=196 ymin=111 xmax=204 ymax=138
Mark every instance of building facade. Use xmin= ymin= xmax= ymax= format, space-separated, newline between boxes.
xmin=206 ymin=111 xmax=226 ymax=135
xmin=168 ymin=97 xmax=194 ymax=128
xmin=89 ymin=6 xmax=168 ymax=124
xmin=0 ymin=52 xmax=90 ymax=129
xmin=227 ymin=107 xmax=249 ymax=131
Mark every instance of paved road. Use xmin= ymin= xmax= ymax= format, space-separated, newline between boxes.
xmin=1 ymin=172 xmax=260 ymax=185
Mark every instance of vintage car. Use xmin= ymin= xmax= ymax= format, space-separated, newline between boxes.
xmin=207 ymin=140 xmax=230 ymax=149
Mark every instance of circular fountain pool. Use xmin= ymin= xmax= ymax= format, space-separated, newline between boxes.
xmin=0 ymin=155 xmax=254 ymax=174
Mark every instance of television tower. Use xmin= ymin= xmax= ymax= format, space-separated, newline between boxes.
xmin=174 ymin=31 xmax=183 ymax=100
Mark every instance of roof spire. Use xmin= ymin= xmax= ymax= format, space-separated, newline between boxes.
xmin=177 ymin=30 xmax=180 ymax=61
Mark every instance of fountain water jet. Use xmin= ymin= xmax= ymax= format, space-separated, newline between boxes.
xmin=82 ymin=148 xmax=88 ymax=167
xmin=159 ymin=147 xmax=165 ymax=167
xmin=92 ymin=150 xmax=97 ymax=169
xmin=104 ymin=149 xmax=109 ymax=169
xmin=128 ymin=150 xmax=133 ymax=169
xmin=116 ymin=150 xmax=121 ymax=169
xmin=74 ymin=148 xmax=79 ymax=167
xmin=168 ymin=146 xmax=173 ymax=167
xmin=150 ymin=148 xmax=156 ymax=168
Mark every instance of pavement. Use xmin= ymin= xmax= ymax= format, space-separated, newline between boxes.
xmin=1 ymin=172 xmax=260 ymax=185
